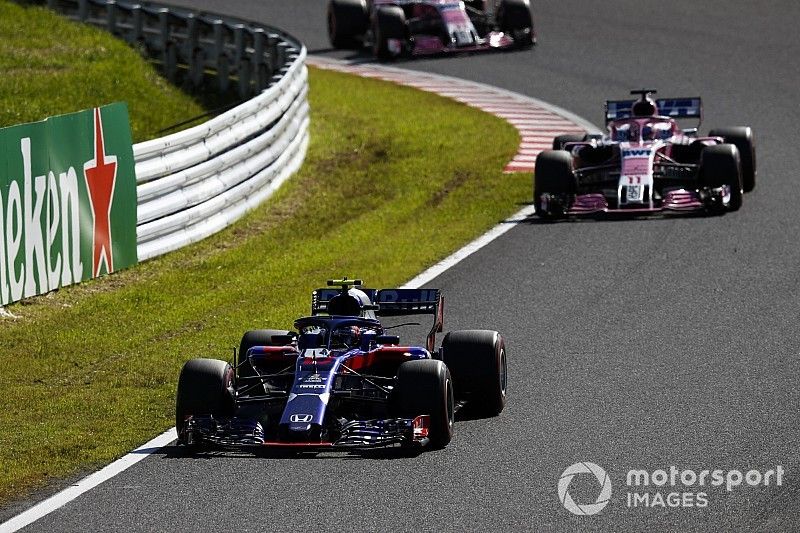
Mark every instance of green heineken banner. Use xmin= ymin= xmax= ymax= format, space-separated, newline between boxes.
xmin=0 ymin=103 xmax=138 ymax=306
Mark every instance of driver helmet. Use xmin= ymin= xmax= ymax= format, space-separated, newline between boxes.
xmin=327 ymin=288 xmax=377 ymax=320
xmin=331 ymin=325 xmax=361 ymax=349
xmin=632 ymin=98 xmax=658 ymax=117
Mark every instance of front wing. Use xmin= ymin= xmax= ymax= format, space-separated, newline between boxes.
xmin=408 ymin=31 xmax=516 ymax=56
xmin=183 ymin=415 xmax=431 ymax=450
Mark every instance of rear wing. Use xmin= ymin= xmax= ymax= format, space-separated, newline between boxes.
xmin=605 ymin=97 xmax=703 ymax=124
xmin=311 ymin=288 xmax=377 ymax=314
xmin=311 ymin=288 xmax=444 ymax=352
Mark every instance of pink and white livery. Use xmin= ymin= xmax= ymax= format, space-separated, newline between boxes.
xmin=327 ymin=0 xmax=535 ymax=60
xmin=534 ymin=89 xmax=756 ymax=218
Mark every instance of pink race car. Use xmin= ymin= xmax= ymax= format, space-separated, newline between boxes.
xmin=327 ymin=0 xmax=535 ymax=60
xmin=534 ymin=89 xmax=756 ymax=218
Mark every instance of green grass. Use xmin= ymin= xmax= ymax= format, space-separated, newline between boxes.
xmin=0 ymin=1 xmax=206 ymax=142
xmin=0 ymin=51 xmax=528 ymax=508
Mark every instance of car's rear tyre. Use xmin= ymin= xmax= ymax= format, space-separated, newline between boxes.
xmin=534 ymin=150 xmax=576 ymax=219
xmin=463 ymin=0 xmax=487 ymax=10
xmin=239 ymin=329 xmax=292 ymax=355
xmin=552 ymin=133 xmax=585 ymax=151
xmin=175 ymin=358 xmax=235 ymax=444
xmin=442 ymin=330 xmax=507 ymax=416
xmin=709 ymin=127 xmax=756 ymax=193
xmin=700 ymin=144 xmax=743 ymax=212
xmin=497 ymin=0 xmax=535 ymax=46
xmin=373 ymin=6 xmax=406 ymax=60
xmin=238 ymin=329 xmax=292 ymax=379
xmin=392 ymin=359 xmax=454 ymax=448
xmin=327 ymin=0 xmax=368 ymax=49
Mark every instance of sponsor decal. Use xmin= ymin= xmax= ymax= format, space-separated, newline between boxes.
xmin=622 ymin=149 xmax=651 ymax=157
xmin=377 ymin=289 xmax=439 ymax=304
xmin=83 ymin=109 xmax=119 ymax=277
xmin=0 ymin=103 xmax=137 ymax=306
xmin=290 ymin=414 xmax=313 ymax=423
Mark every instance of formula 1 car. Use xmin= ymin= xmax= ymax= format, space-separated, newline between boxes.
xmin=175 ymin=279 xmax=507 ymax=450
xmin=534 ymin=89 xmax=756 ymax=218
xmin=327 ymin=0 xmax=535 ymax=60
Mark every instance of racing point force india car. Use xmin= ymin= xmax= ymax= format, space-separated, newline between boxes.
xmin=327 ymin=0 xmax=535 ymax=59
xmin=534 ymin=89 xmax=757 ymax=218
xmin=175 ymin=279 xmax=507 ymax=450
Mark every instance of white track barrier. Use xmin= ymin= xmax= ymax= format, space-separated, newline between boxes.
xmin=133 ymin=47 xmax=308 ymax=261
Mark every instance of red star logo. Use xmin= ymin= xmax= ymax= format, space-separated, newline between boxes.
xmin=83 ymin=108 xmax=118 ymax=277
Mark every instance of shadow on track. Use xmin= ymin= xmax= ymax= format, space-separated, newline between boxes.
xmin=513 ymin=202 xmax=727 ymax=225
xmin=306 ymin=45 xmax=534 ymax=65
xmin=153 ymin=443 xmax=426 ymax=461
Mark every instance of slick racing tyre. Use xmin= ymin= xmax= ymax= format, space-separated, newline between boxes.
xmin=497 ymin=0 xmax=535 ymax=46
xmin=700 ymin=144 xmax=743 ymax=212
xmin=534 ymin=150 xmax=576 ymax=219
xmin=552 ymin=133 xmax=585 ymax=151
xmin=392 ymin=359 xmax=454 ymax=448
xmin=442 ymin=330 xmax=507 ymax=416
xmin=238 ymin=329 xmax=292 ymax=379
xmin=239 ymin=329 xmax=292 ymax=355
xmin=373 ymin=5 xmax=407 ymax=60
xmin=327 ymin=0 xmax=368 ymax=49
xmin=709 ymin=127 xmax=756 ymax=192
xmin=175 ymin=358 xmax=235 ymax=444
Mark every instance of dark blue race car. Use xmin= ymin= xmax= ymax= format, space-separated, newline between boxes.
xmin=176 ymin=278 xmax=507 ymax=450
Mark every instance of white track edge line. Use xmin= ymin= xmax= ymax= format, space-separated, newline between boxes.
xmin=3 ymin=56 xmax=596 ymax=531
xmin=0 ymin=428 xmax=177 ymax=533
xmin=401 ymin=204 xmax=536 ymax=289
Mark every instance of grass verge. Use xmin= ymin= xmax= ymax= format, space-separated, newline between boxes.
xmin=0 ymin=65 xmax=527 ymax=506
xmin=0 ymin=1 xmax=206 ymax=142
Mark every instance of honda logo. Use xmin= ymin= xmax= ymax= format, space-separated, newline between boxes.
xmin=290 ymin=414 xmax=313 ymax=423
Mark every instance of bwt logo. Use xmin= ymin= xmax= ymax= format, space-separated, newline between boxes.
xmin=558 ymin=462 xmax=612 ymax=516
xmin=622 ymin=149 xmax=651 ymax=157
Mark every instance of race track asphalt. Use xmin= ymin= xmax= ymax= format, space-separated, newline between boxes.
xmin=14 ymin=1 xmax=800 ymax=531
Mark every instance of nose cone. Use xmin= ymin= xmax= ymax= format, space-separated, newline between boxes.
xmin=288 ymin=422 xmax=312 ymax=433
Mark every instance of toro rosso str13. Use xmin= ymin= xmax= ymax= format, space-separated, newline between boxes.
xmin=534 ymin=89 xmax=756 ymax=218
xmin=327 ymin=0 xmax=535 ymax=60
xmin=176 ymin=279 xmax=507 ymax=450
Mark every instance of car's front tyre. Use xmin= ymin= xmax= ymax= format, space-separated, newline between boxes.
xmin=175 ymin=358 xmax=235 ymax=444
xmin=327 ymin=0 xmax=368 ymax=49
xmin=709 ymin=127 xmax=756 ymax=193
xmin=534 ymin=150 xmax=576 ymax=219
xmin=392 ymin=359 xmax=454 ymax=448
xmin=372 ymin=5 xmax=407 ymax=60
xmin=700 ymin=144 xmax=743 ymax=212
xmin=497 ymin=0 xmax=535 ymax=46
